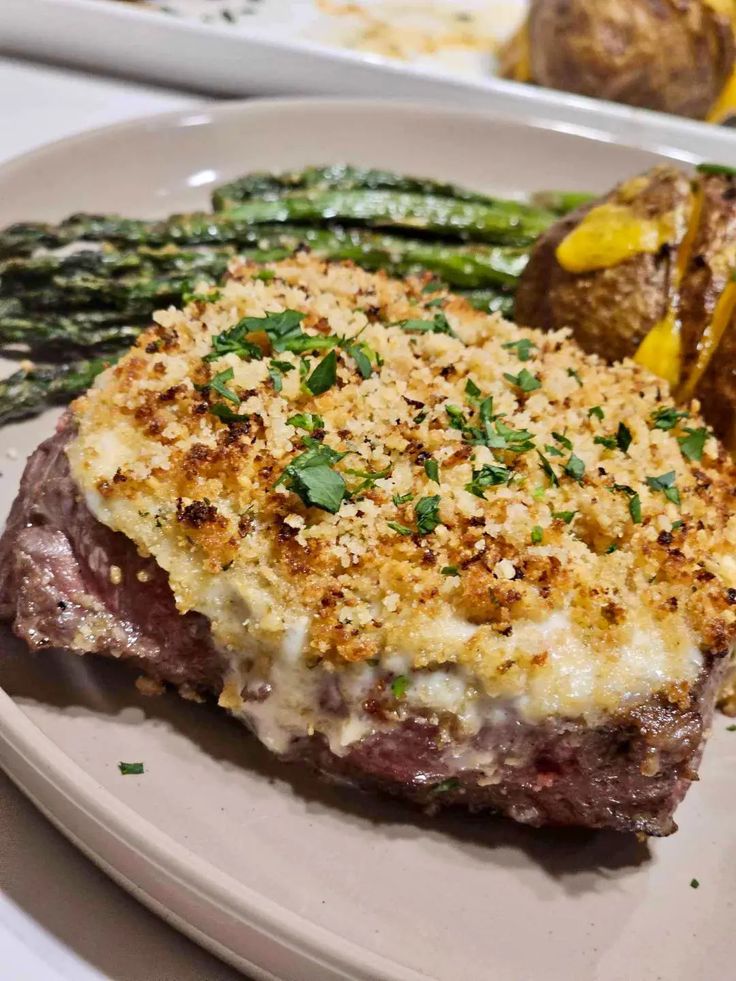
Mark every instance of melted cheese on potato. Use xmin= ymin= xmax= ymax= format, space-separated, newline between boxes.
xmin=67 ymin=256 xmax=736 ymax=745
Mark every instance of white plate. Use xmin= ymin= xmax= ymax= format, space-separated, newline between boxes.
xmin=5 ymin=0 xmax=736 ymax=164
xmin=0 ymin=99 xmax=735 ymax=981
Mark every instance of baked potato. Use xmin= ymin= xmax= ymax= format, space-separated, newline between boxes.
xmin=514 ymin=165 xmax=692 ymax=365
xmin=515 ymin=163 xmax=736 ymax=447
xmin=501 ymin=0 xmax=736 ymax=121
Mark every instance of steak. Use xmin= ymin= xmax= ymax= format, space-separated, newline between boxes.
xmin=0 ymin=422 xmax=727 ymax=835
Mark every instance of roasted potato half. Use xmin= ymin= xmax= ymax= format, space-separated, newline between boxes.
xmin=515 ymin=163 xmax=736 ymax=448
xmin=501 ymin=0 xmax=736 ymax=121
xmin=514 ymin=165 xmax=693 ymax=365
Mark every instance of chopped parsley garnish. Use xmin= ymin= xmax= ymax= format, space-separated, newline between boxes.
xmin=446 ymin=397 xmax=534 ymax=454
xmin=210 ymin=403 xmax=245 ymax=423
xmin=305 ymin=349 xmax=338 ymax=396
xmin=466 ymin=463 xmax=512 ymax=498
xmin=441 ymin=566 xmax=460 ymax=577
xmin=596 ymin=423 xmax=632 ymax=453
xmin=204 ymin=367 xmax=240 ymax=404
xmin=464 ymin=378 xmax=481 ymax=402
xmin=388 ymin=521 xmax=413 ymax=536
xmin=727 ymin=724 xmax=736 ymax=732
xmin=605 ymin=543 xmax=619 ymax=554
xmin=391 ymin=676 xmax=410 ymax=698
xmin=424 ymin=458 xmax=440 ymax=484
xmin=287 ymin=412 xmax=324 ymax=432
xmin=503 ymin=368 xmax=541 ymax=393
xmin=552 ymin=431 xmax=572 ymax=450
xmin=344 ymin=341 xmax=375 ymax=379
xmin=552 ymin=510 xmax=576 ymax=524
xmin=502 ymin=337 xmax=536 ymax=362
xmin=275 ymin=438 xmax=349 ymax=514
xmin=422 ymin=278 xmax=445 ymax=293
xmin=118 ymin=762 xmax=144 ymax=775
xmin=564 ymin=454 xmax=585 ymax=482
xmin=254 ymin=269 xmax=275 ymax=281
xmin=415 ymin=495 xmax=441 ymax=535
xmin=594 ymin=435 xmax=617 ymax=450
xmin=414 ymin=410 xmax=428 ymax=424
xmin=344 ymin=466 xmax=391 ymax=498
xmin=678 ymin=426 xmax=708 ymax=462
xmin=392 ymin=492 xmax=414 ymax=506
xmin=616 ymin=422 xmax=633 ymax=453
xmin=588 ymin=405 xmax=604 ymax=421
xmin=530 ymin=525 xmax=544 ymax=544
xmin=537 ymin=451 xmax=559 ymax=487
xmin=646 ymin=471 xmax=681 ymax=506
xmin=397 ymin=312 xmax=457 ymax=338
xmin=690 ymin=878 xmax=700 ymax=889
xmin=567 ymin=368 xmax=583 ymax=386
xmin=651 ymin=405 xmax=688 ymax=431
xmin=544 ymin=444 xmax=565 ymax=457
xmin=268 ymin=359 xmax=295 ymax=392
xmin=612 ymin=483 xmax=643 ymax=523
xmin=672 ymin=519 xmax=685 ymax=531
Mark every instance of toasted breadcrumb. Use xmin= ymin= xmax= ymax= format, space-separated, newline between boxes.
xmin=67 ymin=255 xmax=736 ymax=722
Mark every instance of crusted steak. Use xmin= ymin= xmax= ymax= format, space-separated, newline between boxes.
xmin=2 ymin=255 xmax=735 ymax=836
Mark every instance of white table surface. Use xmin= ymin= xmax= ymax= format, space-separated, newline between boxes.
xmin=0 ymin=54 xmax=245 ymax=981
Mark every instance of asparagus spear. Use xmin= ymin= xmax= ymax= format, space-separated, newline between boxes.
xmin=0 ymin=314 xmax=140 ymax=353
xmin=212 ymin=164 xmax=511 ymax=210
xmin=0 ymin=355 xmax=118 ymax=424
xmin=0 ymin=192 xmax=555 ymax=256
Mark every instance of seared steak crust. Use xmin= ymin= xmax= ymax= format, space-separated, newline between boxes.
xmin=0 ymin=425 xmax=727 ymax=836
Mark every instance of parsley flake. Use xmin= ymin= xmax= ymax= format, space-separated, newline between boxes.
xmin=552 ymin=431 xmax=573 ymax=450
xmin=564 ymin=454 xmax=586 ymax=482
xmin=205 ymin=367 xmax=239 ymax=404
xmin=391 ymin=676 xmax=410 ymax=698
xmin=651 ymin=406 xmax=688 ymax=431
xmin=118 ymin=762 xmax=144 ymax=775
xmin=588 ymin=405 xmax=604 ymax=421
xmin=441 ymin=566 xmax=460 ymax=577
xmin=646 ymin=471 xmax=681 ymax=506
xmin=392 ymin=492 xmax=414 ymax=506
xmin=424 ymin=458 xmax=440 ymax=484
xmin=552 ymin=510 xmax=576 ymax=524
xmin=537 ymin=451 xmax=559 ymax=487
xmin=504 ymin=368 xmax=541 ymax=393
xmin=567 ymin=368 xmax=583 ymax=386
xmin=502 ymin=337 xmax=536 ymax=362
xmin=678 ymin=427 xmax=708 ymax=462
xmin=305 ymin=349 xmax=338 ymax=396
xmin=690 ymin=878 xmax=700 ymax=889
xmin=287 ymin=412 xmax=324 ymax=432
xmin=617 ymin=422 xmax=633 ymax=454
xmin=397 ymin=313 xmax=457 ymax=338
xmin=415 ymin=495 xmax=441 ymax=535
xmin=275 ymin=438 xmax=349 ymax=514
xmin=388 ymin=521 xmax=413 ymax=536
xmin=466 ymin=464 xmax=512 ymax=498
xmin=268 ymin=359 xmax=295 ymax=392
xmin=531 ymin=525 xmax=544 ymax=544
xmin=629 ymin=493 xmax=643 ymax=524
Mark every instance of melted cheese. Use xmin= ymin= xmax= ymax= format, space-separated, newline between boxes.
xmin=556 ymin=203 xmax=677 ymax=274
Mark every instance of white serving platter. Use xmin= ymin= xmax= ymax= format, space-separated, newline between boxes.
xmin=4 ymin=0 xmax=736 ymax=164
xmin=0 ymin=99 xmax=735 ymax=981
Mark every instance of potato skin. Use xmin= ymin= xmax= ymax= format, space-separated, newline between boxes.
xmin=526 ymin=0 xmax=735 ymax=120
xmin=695 ymin=312 xmax=736 ymax=450
xmin=514 ymin=165 xmax=692 ymax=363
xmin=679 ymin=171 xmax=736 ymax=384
